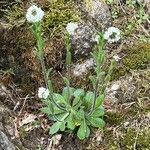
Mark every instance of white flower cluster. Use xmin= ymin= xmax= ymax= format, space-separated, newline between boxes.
xmin=104 ymin=27 xmax=121 ymax=43
xmin=26 ymin=5 xmax=44 ymax=23
xmin=94 ymin=35 xmax=100 ymax=43
xmin=38 ymin=87 xmax=49 ymax=99
xmin=66 ymin=22 xmax=78 ymax=35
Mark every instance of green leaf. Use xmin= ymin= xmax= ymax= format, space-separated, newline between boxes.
xmin=67 ymin=113 xmax=75 ymax=130
xmin=89 ymin=75 xmax=97 ymax=87
xmin=40 ymin=107 xmax=52 ymax=115
xmin=53 ymin=93 xmax=66 ymax=105
xmin=46 ymin=68 xmax=53 ymax=80
xmin=76 ymin=109 xmax=84 ymax=121
xmin=85 ymin=125 xmax=90 ymax=138
xmin=95 ymin=94 xmax=105 ymax=108
xmin=105 ymin=74 xmax=111 ymax=82
xmin=62 ymin=77 xmax=70 ymax=86
xmin=49 ymin=122 xmax=62 ymax=134
xmin=74 ymin=89 xmax=85 ymax=97
xmin=89 ymin=117 xmax=105 ymax=128
xmin=73 ymin=98 xmax=82 ymax=110
xmin=62 ymin=87 xmax=75 ymax=100
xmin=77 ymin=120 xmax=87 ymax=140
xmin=60 ymin=121 xmax=66 ymax=131
xmin=72 ymin=97 xmax=80 ymax=106
xmin=84 ymin=91 xmax=94 ymax=108
xmin=66 ymin=50 xmax=71 ymax=65
xmin=92 ymin=107 xmax=105 ymax=117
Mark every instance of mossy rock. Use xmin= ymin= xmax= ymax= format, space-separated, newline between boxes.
xmin=112 ymin=42 xmax=150 ymax=80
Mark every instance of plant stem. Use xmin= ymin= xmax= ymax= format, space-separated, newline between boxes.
xmin=35 ymin=24 xmax=66 ymax=112
xmin=88 ymin=77 xmax=99 ymax=115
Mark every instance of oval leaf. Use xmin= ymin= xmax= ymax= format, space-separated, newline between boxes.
xmin=74 ymin=89 xmax=85 ymax=97
xmin=95 ymin=94 xmax=105 ymax=108
xmin=89 ymin=117 xmax=105 ymax=128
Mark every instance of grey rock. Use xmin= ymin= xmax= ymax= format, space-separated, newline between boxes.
xmin=71 ymin=0 xmax=111 ymax=59
xmin=71 ymin=21 xmax=97 ymax=59
xmin=82 ymin=0 xmax=111 ymax=28
xmin=106 ymin=69 xmax=150 ymax=105
xmin=0 ymin=105 xmax=15 ymax=150
xmin=0 ymin=131 xmax=15 ymax=150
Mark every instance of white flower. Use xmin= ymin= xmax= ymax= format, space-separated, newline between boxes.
xmin=38 ymin=87 xmax=49 ymax=99
xmin=26 ymin=5 xmax=44 ymax=23
xmin=104 ymin=27 xmax=121 ymax=43
xmin=66 ymin=22 xmax=78 ymax=35
xmin=94 ymin=35 xmax=100 ymax=43
xmin=113 ymin=55 xmax=121 ymax=61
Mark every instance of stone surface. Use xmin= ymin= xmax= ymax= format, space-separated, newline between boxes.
xmin=106 ymin=69 xmax=150 ymax=105
xmin=0 ymin=105 xmax=15 ymax=150
xmin=71 ymin=21 xmax=97 ymax=59
xmin=82 ymin=0 xmax=111 ymax=28
xmin=0 ymin=130 xmax=16 ymax=150
xmin=73 ymin=58 xmax=95 ymax=76
xmin=71 ymin=0 xmax=111 ymax=59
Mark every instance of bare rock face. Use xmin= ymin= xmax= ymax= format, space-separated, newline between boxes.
xmin=0 ymin=130 xmax=16 ymax=150
xmin=71 ymin=0 xmax=111 ymax=59
xmin=0 ymin=105 xmax=15 ymax=150
xmin=71 ymin=21 xmax=97 ymax=59
xmin=106 ymin=69 xmax=150 ymax=105
xmin=82 ymin=0 xmax=111 ymax=28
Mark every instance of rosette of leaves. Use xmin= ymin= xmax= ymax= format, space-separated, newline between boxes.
xmin=41 ymin=86 xmax=105 ymax=140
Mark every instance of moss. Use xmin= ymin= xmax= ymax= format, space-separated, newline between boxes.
xmin=102 ymin=127 xmax=150 ymax=150
xmin=5 ymin=4 xmax=25 ymax=28
xmin=112 ymin=42 xmax=150 ymax=80
xmin=43 ymin=0 xmax=80 ymax=37
xmin=105 ymin=111 xmax=124 ymax=125
xmin=120 ymin=128 xmax=150 ymax=149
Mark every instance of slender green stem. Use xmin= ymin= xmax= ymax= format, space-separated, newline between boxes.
xmin=34 ymin=23 xmax=66 ymax=112
xmin=88 ymin=76 xmax=99 ymax=115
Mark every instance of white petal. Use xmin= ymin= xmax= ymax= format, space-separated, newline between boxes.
xmin=26 ymin=5 xmax=44 ymax=23
xmin=66 ymin=22 xmax=78 ymax=35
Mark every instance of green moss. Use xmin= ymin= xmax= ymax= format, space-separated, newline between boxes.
xmin=105 ymin=111 xmax=124 ymax=125
xmin=102 ymin=127 xmax=150 ymax=150
xmin=5 ymin=4 xmax=25 ymax=28
xmin=112 ymin=42 xmax=150 ymax=80
xmin=43 ymin=0 xmax=80 ymax=37
xmin=121 ymin=128 xmax=150 ymax=149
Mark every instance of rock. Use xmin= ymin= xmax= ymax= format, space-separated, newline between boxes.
xmin=0 ymin=105 xmax=25 ymax=150
xmin=71 ymin=21 xmax=97 ymax=58
xmin=0 ymin=130 xmax=16 ymax=150
xmin=0 ymin=105 xmax=15 ymax=150
xmin=71 ymin=0 xmax=111 ymax=59
xmin=82 ymin=0 xmax=111 ymax=28
xmin=106 ymin=69 xmax=150 ymax=105
xmin=73 ymin=58 xmax=95 ymax=76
